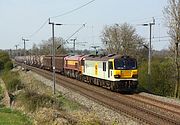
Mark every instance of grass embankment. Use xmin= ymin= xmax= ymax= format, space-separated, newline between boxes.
xmin=0 ymin=65 xmax=113 ymax=124
xmin=0 ymin=70 xmax=32 ymax=125
xmin=15 ymin=69 xmax=104 ymax=125
xmin=0 ymin=51 xmax=32 ymax=125
xmin=0 ymin=71 xmax=32 ymax=125
xmin=0 ymin=62 xmax=32 ymax=125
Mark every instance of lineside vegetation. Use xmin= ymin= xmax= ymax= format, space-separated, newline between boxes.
xmin=0 ymin=51 xmax=32 ymax=125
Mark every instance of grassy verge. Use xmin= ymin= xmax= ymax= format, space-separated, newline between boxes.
xmin=18 ymin=72 xmax=82 ymax=112
xmin=0 ymin=69 xmax=32 ymax=125
xmin=0 ymin=108 xmax=32 ymax=125
xmin=16 ymin=70 xmax=105 ymax=125
xmin=0 ymin=52 xmax=32 ymax=125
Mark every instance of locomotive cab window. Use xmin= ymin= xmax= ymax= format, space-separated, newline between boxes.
xmin=103 ymin=62 xmax=106 ymax=71
xmin=66 ymin=60 xmax=68 ymax=67
xmin=81 ymin=60 xmax=84 ymax=66
xmin=114 ymin=58 xmax=137 ymax=70
xmin=75 ymin=63 xmax=78 ymax=68
xmin=108 ymin=61 xmax=113 ymax=69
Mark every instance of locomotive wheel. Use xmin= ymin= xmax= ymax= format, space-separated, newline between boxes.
xmin=110 ymin=82 xmax=116 ymax=92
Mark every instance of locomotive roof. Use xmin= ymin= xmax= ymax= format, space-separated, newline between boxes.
xmin=44 ymin=54 xmax=68 ymax=57
xmin=84 ymin=54 xmax=134 ymax=61
xmin=64 ymin=55 xmax=87 ymax=61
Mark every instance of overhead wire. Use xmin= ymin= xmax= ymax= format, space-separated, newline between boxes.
xmin=50 ymin=0 xmax=96 ymax=19
xmin=57 ymin=23 xmax=86 ymax=49
xmin=27 ymin=0 xmax=95 ymax=40
xmin=143 ymin=36 xmax=170 ymax=40
xmin=22 ymin=0 xmax=170 ymax=51
xmin=128 ymin=15 xmax=163 ymax=23
xmin=65 ymin=23 xmax=86 ymax=42
xmin=28 ymin=19 xmax=49 ymax=39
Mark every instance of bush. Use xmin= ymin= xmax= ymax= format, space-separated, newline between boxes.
xmin=0 ymin=85 xmax=3 ymax=101
xmin=18 ymin=89 xmax=62 ymax=112
xmin=0 ymin=52 xmax=11 ymax=71
xmin=58 ymin=95 xmax=81 ymax=111
xmin=0 ymin=60 xmax=4 ymax=71
xmin=6 ymin=78 xmax=21 ymax=93
xmin=0 ymin=85 xmax=2 ymax=95
xmin=139 ymin=58 xmax=175 ymax=96
xmin=4 ymin=61 xmax=13 ymax=71
xmin=2 ymin=71 xmax=23 ymax=93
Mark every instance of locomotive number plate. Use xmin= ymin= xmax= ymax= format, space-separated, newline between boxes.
xmin=122 ymin=70 xmax=131 ymax=76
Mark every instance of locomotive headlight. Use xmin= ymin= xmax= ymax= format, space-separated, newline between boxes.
xmin=114 ymin=74 xmax=121 ymax=78
xmin=132 ymin=74 xmax=138 ymax=78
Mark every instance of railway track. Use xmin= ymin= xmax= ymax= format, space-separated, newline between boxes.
xmin=18 ymin=63 xmax=180 ymax=125
xmin=126 ymin=94 xmax=180 ymax=115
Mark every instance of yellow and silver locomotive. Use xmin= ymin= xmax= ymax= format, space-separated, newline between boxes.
xmin=82 ymin=54 xmax=138 ymax=91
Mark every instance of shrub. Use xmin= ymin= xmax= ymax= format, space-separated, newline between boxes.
xmin=18 ymin=89 xmax=62 ymax=112
xmin=0 ymin=52 xmax=11 ymax=71
xmin=0 ymin=85 xmax=3 ymax=101
xmin=6 ymin=78 xmax=22 ymax=93
xmin=0 ymin=60 xmax=4 ymax=71
xmin=58 ymin=95 xmax=81 ymax=111
xmin=2 ymin=71 xmax=23 ymax=93
xmin=139 ymin=58 xmax=175 ymax=96
xmin=0 ymin=85 xmax=2 ymax=94
xmin=4 ymin=61 xmax=13 ymax=71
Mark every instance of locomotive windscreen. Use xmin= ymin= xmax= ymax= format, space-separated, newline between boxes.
xmin=114 ymin=58 xmax=137 ymax=70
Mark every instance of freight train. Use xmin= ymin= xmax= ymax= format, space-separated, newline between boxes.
xmin=15 ymin=54 xmax=138 ymax=92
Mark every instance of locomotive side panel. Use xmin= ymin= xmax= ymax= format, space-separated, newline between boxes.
xmin=83 ymin=60 xmax=108 ymax=80
xmin=64 ymin=55 xmax=86 ymax=79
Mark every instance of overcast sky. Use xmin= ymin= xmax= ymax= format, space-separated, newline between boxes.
xmin=0 ymin=0 xmax=169 ymax=51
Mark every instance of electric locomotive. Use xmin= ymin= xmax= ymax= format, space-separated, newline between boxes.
xmin=82 ymin=54 xmax=138 ymax=91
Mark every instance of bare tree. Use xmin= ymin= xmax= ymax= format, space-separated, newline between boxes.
xmin=101 ymin=23 xmax=147 ymax=60
xmin=39 ymin=37 xmax=67 ymax=55
xmin=31 ymin=43 xmax=39 ymax=55
xmin=164 ymin=0 xmax=180 ymax=98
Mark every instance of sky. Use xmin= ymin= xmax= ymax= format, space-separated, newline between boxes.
xmin=0 ymin=0 xmax=169 ymax=51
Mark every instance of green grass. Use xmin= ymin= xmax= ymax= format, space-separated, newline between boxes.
xmin=0 ymin=108 xmax=32 ymax=125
